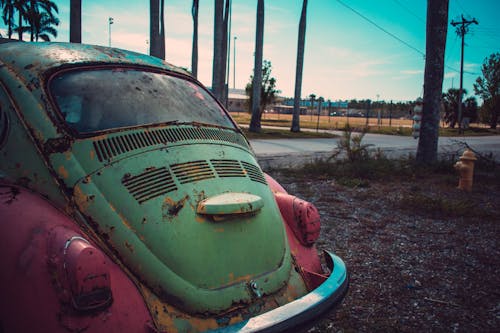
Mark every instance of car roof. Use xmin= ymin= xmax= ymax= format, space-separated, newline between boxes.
xmin=0 ymin=41 xmax=189 ymax=81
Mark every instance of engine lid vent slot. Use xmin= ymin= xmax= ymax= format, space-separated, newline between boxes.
xmin=122 ymin=167 xmax=177 ymax=204
xmin=170 ymin=160 xmax=215 ymax=184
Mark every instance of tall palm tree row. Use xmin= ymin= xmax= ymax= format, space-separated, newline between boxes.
xmin=1 ymin=0 xmax=59 ymax=41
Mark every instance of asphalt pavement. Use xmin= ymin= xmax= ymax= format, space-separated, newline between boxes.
xmin=248 ymin=128 xmax=500 ymax=169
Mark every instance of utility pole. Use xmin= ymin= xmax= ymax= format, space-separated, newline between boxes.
xmin=233 ymin=36 xmax=237 ymax=89
xmin=451 ymin=15 xmax=478 ymax=134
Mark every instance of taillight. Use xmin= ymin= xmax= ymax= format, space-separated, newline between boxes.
xmin=63 ymin=236 xmax=113 ymax=311
xmin=274 ymin=193 xmax=321 ymax=246
xmin=49 ymin=227 xmax=113 ymax=311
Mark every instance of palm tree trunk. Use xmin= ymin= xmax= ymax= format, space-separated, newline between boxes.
xmin=212 ymin=0 xmax=224 ymax=101
xmin=159 ymin=0 xmax=165 ymax=59
xmin=149 ymin=0 xmax=165 ymax=59
xmin=249 ymin=0 xmax=264 ymax=132
xmin=416 ymin=0 xmax=449 ymax=164
xmin=291 ymin=0 xmax=308 ymax=132
xmin=8 ymin=5 xmax=13 ymax=38
xmin=17 ymin=7 xmax=22 ymax=40
xmin=29 ymin=0 xmax=35 ymax=41
xmin=70 ymin=0 xmax=81 ymax=43
xmin=219 ymin=0 xmax=230 ymax=106
xmin=191 ymin=0 xmax=199 ymax=78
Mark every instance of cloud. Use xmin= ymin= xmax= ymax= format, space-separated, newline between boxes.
xmin=400 ymin=69 xmax=423 ymax=75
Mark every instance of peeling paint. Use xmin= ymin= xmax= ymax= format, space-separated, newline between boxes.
xmin=162 ymin=195 xmax=189 ymax=220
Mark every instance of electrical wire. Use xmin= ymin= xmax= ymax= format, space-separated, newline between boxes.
xmin=392 ymin=0 xmax=425 ymax=24
xmin=335 ymin=0 xmax=425 ymax=58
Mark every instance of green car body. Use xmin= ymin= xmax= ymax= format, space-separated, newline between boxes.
xmin=0 ymin=41 xmax=347 ymax=332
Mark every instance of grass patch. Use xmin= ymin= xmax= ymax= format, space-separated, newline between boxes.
xmin=397 ymin=192 xmax=477 ymax=218
xmin=240 ymin=127 xmax=337 ymax=139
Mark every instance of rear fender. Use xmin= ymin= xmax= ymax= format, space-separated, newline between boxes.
xmin=0 ymin=184 xmax=153 ymax=332
xmin=264 ymin=174 xmax=327 ymax=290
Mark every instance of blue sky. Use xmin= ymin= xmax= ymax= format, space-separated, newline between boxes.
xmin=8 ymin=0 xmax=500 ymax=102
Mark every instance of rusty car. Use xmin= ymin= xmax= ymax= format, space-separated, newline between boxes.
xmin=0 ymin=41 xmax=348 ymax=332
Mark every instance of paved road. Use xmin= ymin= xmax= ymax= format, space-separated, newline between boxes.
xmin=249 ymin=130 xmax=500 ymax=168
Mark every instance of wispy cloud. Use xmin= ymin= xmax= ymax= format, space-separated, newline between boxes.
xmin=400 ymin=69 xmax=423 ymax=75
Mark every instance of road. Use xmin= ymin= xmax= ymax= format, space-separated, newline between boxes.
xmin=249 ymin=130 xmax=500 ymax=169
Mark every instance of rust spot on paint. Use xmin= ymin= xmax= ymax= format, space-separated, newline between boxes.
xmin=162 ymin=195 xmax=189 ymax=220
xmin=124 ymin=241 xmax=134 ymax=253
xmin=73 ymin=185 xmax=91 ymax=211
xmin=195 ymin=215 xmax=206 ymax=224
xmin=90 ymin=149 xmax=95 ymax=160
xmin=58 ymin=165 xmax=69 ymax=179
xmin=44 ymin=136 xmax=73 ymax=154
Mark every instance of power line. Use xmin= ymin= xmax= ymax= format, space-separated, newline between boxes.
xmin=335 ymin=0 xmax=425 ymax=58
xmin=392 ymin=0 xmax=425 ymax=24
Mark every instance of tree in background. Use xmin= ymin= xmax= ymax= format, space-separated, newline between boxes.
xmin=1 ymin=0 xmax=15 ymax=38
xmin=443 ymin=88 xmax=478 ymax=128
xmin=474 ymin=53 xmax=500 ymax=129
xmin=291 ymin=0 xmax=308 ymax=132
xmin=0 ymin=0 xmax=59 ymax=41
xmin=442 ymin=88 xmax=461 ymax=128
xmin=69 ymin=0 xmax=81 ymax=43
xmin=191 ymin=0 xmax=199 ymax=78
xmin=26 ymin=0 xmax=58 ymax=41
xmin=308 ymin=93 xmax=316 ymax=120
xmin=14 ymin=0 xmax=27 ymax=40
xmin=249 ymin=0 xmax=264 ymax=132
xmin=245 ymin=60 xmax=280 ymax=119
xmin=149 ymin=0 xmax=165 ymax=59
xmin=416 ymin=0 xmax=449 ymax=164
xmin=463 ymin=96 xmax=478 ymax=124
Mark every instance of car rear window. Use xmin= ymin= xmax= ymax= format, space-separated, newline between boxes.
xmin=50 ymin=67 xmax=235 ymax=133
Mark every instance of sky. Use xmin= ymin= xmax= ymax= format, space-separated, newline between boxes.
xmin=6 ymin=0 xmax=500 ymax=103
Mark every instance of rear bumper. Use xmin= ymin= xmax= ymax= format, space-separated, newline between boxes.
xmin=209 ymin=251 xmax=349 ymax=333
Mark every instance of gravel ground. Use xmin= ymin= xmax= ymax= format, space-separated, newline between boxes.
xmin=271 ymin=171 xmax=500 ymax=333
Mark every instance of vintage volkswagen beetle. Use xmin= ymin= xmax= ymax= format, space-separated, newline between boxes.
xmin=0 ymin=41 xmax=348 ymax=332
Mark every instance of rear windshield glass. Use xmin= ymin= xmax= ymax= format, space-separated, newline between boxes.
xmin=50 ymin=68 xmax=235 ymax=133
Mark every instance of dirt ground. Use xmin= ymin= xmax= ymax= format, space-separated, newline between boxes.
xmin=271 ymin=170 xmax=500 ymax=333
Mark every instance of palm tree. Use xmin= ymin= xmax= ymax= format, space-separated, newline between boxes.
xmin=149 ymin=0 xmax=165 ymax=59
xmin=291 ymin=0 xmax=308 ymax=132
xmin=14 ymin=0 xmax=28 ymax=40
xmin=416 ymin=0 xmax=449 ymax=164
xmin=69 ymin=0 xmax=81 ymax=43
xmin=191 ymin=0 xmax=199 ymax=78
xmin=26 ymin=0 xmax=59 ymax=41
xmin=33 ymin=10 xmax=58 ymax=41
xmin=249 ymin=0 xmax=264 ymax=132
xmin=1 ymin=0 xmax=15 ymax=38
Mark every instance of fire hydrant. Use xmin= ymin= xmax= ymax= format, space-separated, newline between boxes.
xmin=454 ymin=149 xmax=477 ymax=191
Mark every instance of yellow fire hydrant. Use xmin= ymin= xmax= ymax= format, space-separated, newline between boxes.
xmin=454 ymin=149 xmax=477 ymax=191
